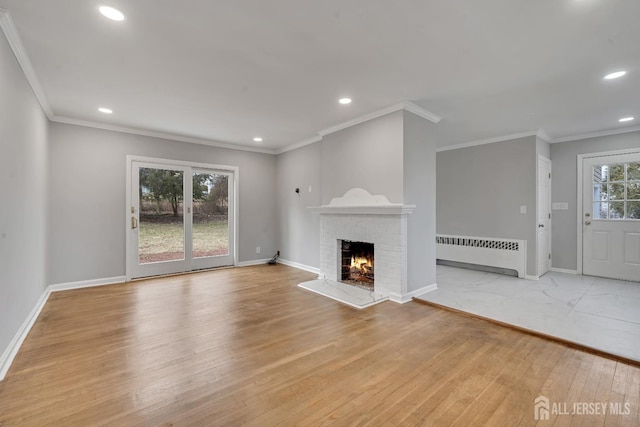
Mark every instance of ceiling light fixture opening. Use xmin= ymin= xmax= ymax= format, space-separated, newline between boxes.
xmin=619 ymin=117 xmax=635 ymax=122
xmin=253 ymin=137 xmax=263 ymax=142
xmin=99 ymin=6 xmax=125 ymax=21
xmin=98 ymin=107 xmax=113 ymax=114
xmin=339 ymin=98 xmax=352 ymax=105
xmin=604 ymin=71 xmax=626 ymax=80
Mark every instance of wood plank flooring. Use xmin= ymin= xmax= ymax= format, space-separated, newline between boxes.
xmin=0 ymin=264 xmax=639 ymax=426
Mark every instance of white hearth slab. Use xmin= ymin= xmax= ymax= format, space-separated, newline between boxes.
xmin=298 ymin=279 xmax=388 ymax=309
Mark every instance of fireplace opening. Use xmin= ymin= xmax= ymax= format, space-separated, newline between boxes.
xmin=340 ymin=240 xmax=374 ymax=290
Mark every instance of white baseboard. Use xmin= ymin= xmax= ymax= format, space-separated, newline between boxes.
xmin=47 ymin=276 xmax=126 ymax=292
xmin=550 ymin=267 xmax=579 ymax=275
xmin=524 ymin=275 xmax=539 ymax=281
xmin=1 ymin=275 xmax=125 ymax=381
xmin=236 ymin=258 xmax=271 ymax=267
xmin=0 ymin=288 xmax=51 ymax=381
xmin=278 ymin=259 xmax=321 ymax=275
xmin=388 ymin=283 xmax=438 ymax=304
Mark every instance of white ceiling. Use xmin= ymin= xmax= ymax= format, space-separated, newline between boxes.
xmin=1 ymin=0 xmax=639 ymax=152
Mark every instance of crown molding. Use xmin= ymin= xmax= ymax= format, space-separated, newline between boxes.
xmin=536 ymin=129 xmax=552 ymax=143
xmin=318 ymin=103 xmax=405 ymax=137
xmin=51 ymin=116 xmax=278 ymax=155
xmin=318 ymin=102 xmax=441 ymax=138
xmin=275 ymin=135 xmax=323 ymax=155
xmin=402 ymin=101 xmax=442 ymax=123
xmin=550 ymin=125 xmax=640 ymax=144
xmin=436 ymin=130 xmax=539 ymax=152
xmin=0 ymin=8 xmax=53 ymax=119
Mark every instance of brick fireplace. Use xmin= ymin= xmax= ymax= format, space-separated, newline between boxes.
xmin=310 ymin=188 xmax=417 ymax=302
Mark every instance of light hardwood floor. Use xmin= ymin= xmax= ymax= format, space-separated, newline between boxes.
xmin=0 ymin=265 xmax=639 ymax=426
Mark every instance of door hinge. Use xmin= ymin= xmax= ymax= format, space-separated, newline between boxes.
xmin=549 ymin=253 xmax=551 ymax=260
xmin=549 ymin=173 xmax=551 ymax=179
xmin=548 ymin=213 xmax=551 ymax=219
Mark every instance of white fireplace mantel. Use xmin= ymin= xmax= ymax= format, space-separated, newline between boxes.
xmin=308 ymin=188 xmax=415 ymax=215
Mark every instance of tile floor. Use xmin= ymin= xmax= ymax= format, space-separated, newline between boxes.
xmin=415 ymin=265 xmax=640 ymax=362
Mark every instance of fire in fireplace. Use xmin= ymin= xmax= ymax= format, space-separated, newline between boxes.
xmin=340 ymin=240 xmax=374 ymax=289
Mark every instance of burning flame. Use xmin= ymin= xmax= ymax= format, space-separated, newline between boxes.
xmin=351 ymin=255 xmax=372 ymax=272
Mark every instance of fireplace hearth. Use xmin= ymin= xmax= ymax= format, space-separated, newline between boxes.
xmin=340 ymin=240 xmax=374 ymax=290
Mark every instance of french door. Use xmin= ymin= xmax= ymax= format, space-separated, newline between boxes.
xmin=127 ymin=158 xmax=235 ymax=280
xmin=582 ymin=152 xmax=640 ymax=281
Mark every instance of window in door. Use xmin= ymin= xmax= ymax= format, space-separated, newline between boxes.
xmin=592 ymin=161 xmax=640 ymax=220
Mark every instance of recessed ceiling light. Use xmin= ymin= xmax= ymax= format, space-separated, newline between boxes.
xmin=99 ymin=6 xmax=125 ymax=21
xmin=604 ymin=71 xmax=626 ymax=80
xmin=339 ymin=98 xmax=352 ymax=105
xmin=253 ymin=137 xmax=263 ymax=142
xmin=619 ymin=117 xmax=635 ymax=122
xmin=98 ymin=107 xmax=113 ymax=114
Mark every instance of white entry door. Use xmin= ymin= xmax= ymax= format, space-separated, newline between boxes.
xmin=127 ymin=158 xmax=235 ymax=280
xmin=582 ymin=152 xmax=640 ymax=281
xmin=537 ymin=156 xmax=551 ymax=276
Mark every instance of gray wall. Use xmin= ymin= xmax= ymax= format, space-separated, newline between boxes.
xmin=403 ymin=111 xmax=437 ymax=290
xmin=276 ymin=111 xmax=405 ymax=268
xmin=0 ymin=32 xmax=49 ymax=359
xmin=320 ymin=111 xmax=404 ymax=204
xmin=437 ymin=136 xmax=538 ymax=276
xmin=550 ymin=131 xmax=640 ymax=271
xmin=276 ymin=143 xmax=322 ymax=267
xmin=48 ymin=123 xmax=278 ymax=284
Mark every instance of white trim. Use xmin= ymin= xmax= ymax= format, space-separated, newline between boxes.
xmin=47 ymin=276 xmax=125 ymax=292
xmin=0 ymin=8 xmax=53 ymax=119
xmin=278 ymin=258 xmax=321 ymax=275
xmin=53 ymin=116 xmax=277 ymax=155
xmin=436 ymin=130 xmax=539 ymax=152
xmin=550 ymin=267 xmax=578 ymax=275
xmin=387 ymin=283 xmax=438 ymax=304
xmin=318 ymin=102 xmax=440 ymax=138
xmin=576 ymin=147 xmax=640 ymax=276
xmin=551 ymin=125 xmax=640 ymax=144
xmin=536 ymin=129 xmax=552 ymax=143
xmin=0 ymin=289 xmax=50 ymax=381
xmin=402 ymin=101 xmax=442 ymax=123
xmin=536 ymin=155 xmax=552 ymax=277
xmin=577 ymin=154 xmax=584 ymax=275
xmin=275 ymin=136 xmax=322 ymax=155
xmin=309 ymin=205 xmax=416 ymax=215
xmin=125 ymin=155 xmax=239 ymax=281
xmin=524 ymin=275 xmax=540 ymax=281
xmin=236 ymin=259 xmax=271 ymax=267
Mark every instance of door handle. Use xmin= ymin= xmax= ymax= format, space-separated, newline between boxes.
xmin=585 ymin=220 xmax=591 ymax=226
xmin=538 ymin=224 xmax=544 ymax=228
xmin=131 ymin=217 xmax=138 ymax=229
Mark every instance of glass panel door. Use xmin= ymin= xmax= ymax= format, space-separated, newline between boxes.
xmin=128 ymin=160 xmax=234 ymax=279
xmin=139 ymin=167 xmax=186 ymax=264
xmin=191 ymin=170 xmax=234 ymax=270
xmin=130 ymin=162 xmax=190 ymax=278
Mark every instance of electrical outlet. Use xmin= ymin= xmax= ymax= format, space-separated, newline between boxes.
xmin=520 ymin=205 xmax=527 ymax=214
xmin=256 ymin=246 xmax=261 ymax=254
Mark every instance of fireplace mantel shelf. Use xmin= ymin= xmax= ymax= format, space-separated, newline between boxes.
xmin=308 ymin=188 xmax=415 ymax=215
xmin=308 ymin=204 xmax=415 ymax=215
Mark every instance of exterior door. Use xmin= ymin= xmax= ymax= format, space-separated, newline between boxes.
xmin=537 ymin=156 xmax=551 ymax=276
xmin=128 ymin=159 xmax=235 ymax=280
xmin=582 ymin=152 xmax=640 ymax=281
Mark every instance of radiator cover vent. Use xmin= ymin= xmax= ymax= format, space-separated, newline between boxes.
xmin=435 ymin=236 xmax=519 ymax=251
xmin=436 ymin=234 xmax=526 ymax=278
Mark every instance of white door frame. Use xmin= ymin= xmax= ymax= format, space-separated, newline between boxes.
xmin=537 ymin=155 xmax=551 ymax=277
xmin=576 ymin=147 xmax=640 ymax=274
xmin=125 ymin=155 xmax=239 ymax=281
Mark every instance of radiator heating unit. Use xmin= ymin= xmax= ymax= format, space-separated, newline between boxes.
xmin=436 ymin=235 xmax=526 ymax=278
